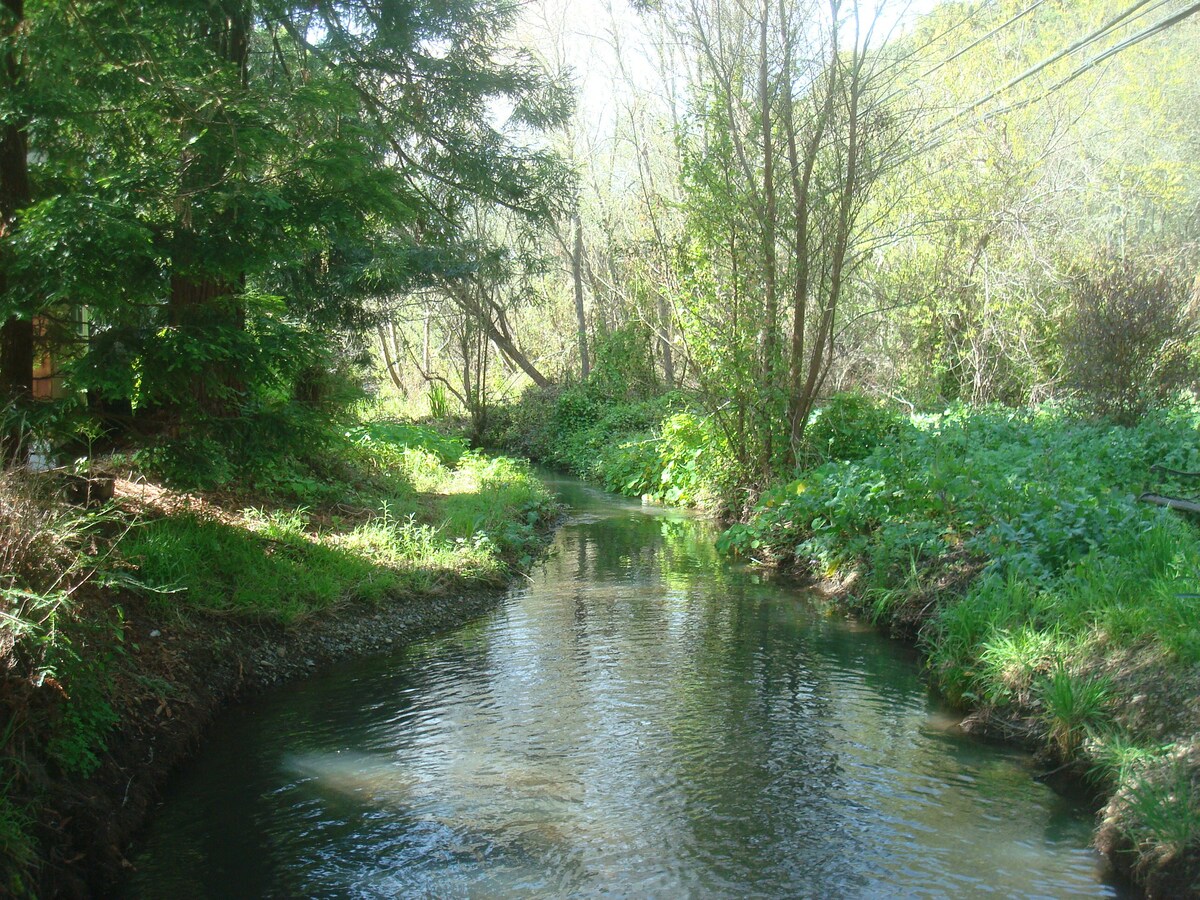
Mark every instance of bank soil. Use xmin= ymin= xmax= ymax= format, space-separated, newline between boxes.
xmin=25 ymin=583 xmax=522 ymax=897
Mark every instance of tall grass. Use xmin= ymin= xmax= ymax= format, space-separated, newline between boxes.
xmin=1122 ymin=759 xmax=1200 ymax=860
xmin=1038 ymin=664 xmax=1111 ymax=759
xmin=0 ymin=472 xmax=120 ymax=889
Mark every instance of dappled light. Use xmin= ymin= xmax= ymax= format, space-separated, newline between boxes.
xmin=1 ymin=0 xmax=1198 ymax=894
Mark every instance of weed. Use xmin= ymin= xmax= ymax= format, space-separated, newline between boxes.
xmin=0 ymin=781 xmax=33 ymax=897
xmin=1038 ymin=664 xmax=1111 ymax=759
xmin=1088 ymin=734 xmax=1171 ymax=787
xmin=428 ymin=383 xmax=450 ymax=419
xmin=805 ymin=392 xmax=909 ymax=463
xmin=1122 ymin=759 xmax=1200 ymax=859
xmin=978 ymin=627 xmax=1062 ymax=705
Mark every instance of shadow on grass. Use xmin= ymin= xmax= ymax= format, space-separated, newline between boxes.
xmin=120 ymin=512 xmax=503 ymax=624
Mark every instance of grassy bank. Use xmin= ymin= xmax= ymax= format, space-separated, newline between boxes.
xmin=0 ymin=421 xmax=555 ymax=895
xmin=719 ymin=402 xmax=1200 ymax=896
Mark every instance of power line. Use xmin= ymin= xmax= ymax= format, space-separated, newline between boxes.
xmin=905 ymin=0 xmax=1198 ymax=166
xmin=934 ymin=0 xmax=1165 ymax=130
xmin=977 ymin=0 xmax=1200 ymax=124
xmin=904 ymin=0 xmax=999 ymax=66
xmin=921 ymin=0 xmax=1052 ymax=80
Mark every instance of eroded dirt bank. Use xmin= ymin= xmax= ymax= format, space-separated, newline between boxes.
xmin=809 ymin=568 xmax=1199 ymax=899
xmin=37 ymin=586 xmax=517 ymax=897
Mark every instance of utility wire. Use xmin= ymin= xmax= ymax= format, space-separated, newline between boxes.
xmin=903 ymin=0 xmax=998 ymax=68
xmin=882 ymin=0 xmax=1157 ymax=138
xmin=920 ymin=0 xmax=1052 ymax=80
xmin=935 ymin=0 xmax=1161 ymax=129
xmin=903 ymin=0 xmax=1198 ymax=167
xmin=977 ymin=0 xmax=1200 ymax=124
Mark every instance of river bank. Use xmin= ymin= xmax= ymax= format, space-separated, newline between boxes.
xmin=802 ymin=564 xmax=1200 ymax=898
xmin=716 ymin=405 xmax=1200 ymax=899
xmin=36 ymin=579 xmax=526 ymax=896
xmin=490 ymin=387 xmax=1200 ymax=897
xmin=0 ymin=431 xmax=558 ymax=897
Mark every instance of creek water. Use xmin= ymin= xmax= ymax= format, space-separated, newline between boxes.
xmin=126 ymin=473 xmax=1127 ymax=898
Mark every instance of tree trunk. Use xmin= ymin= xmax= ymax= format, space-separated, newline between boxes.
xmin=443 ymin=281 xmax=550 ymax=388
xmin=795 ymin=5 xmax=865 ymax=440
xmin=166 ymin=1 xmax=251 ymax=421
xmin=422 ymin=305 xmax=431 ymax=371
xmin=0 ymin=0 xmax=32 ymax=464
xmin=378 ymin=324 xmax=404 ymax=392
xmin=784 ymin=5 xmax=839 ymax=461
xmin=658 ymin=294 xmax=675 ymax=387
xmin=573 ymin=213 xmax=590 ymax=378
xmin=757 ymin=4 xmax=777 ymax=478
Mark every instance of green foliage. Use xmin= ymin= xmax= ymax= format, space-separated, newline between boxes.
xmin=722 ymin=403 xmax=1200 ymax=688
xmin=1121 ymin=759 xmax=1200 ymax=860
xmin=491 ymin=380 xmax=670 ymax=469
xmin=855 ymin=0 xmax=1200 ymax=410
xmin=587 ymin=322 xmax=660 ymax=401
xmin=3 ymin=0 xmax=570 ymax=481
xmin=428 ymin=383 xmax=450 ymax=420
xmin=349 ymin=422 xmax=468 ymax=467
xmin=0 ymin=474 xmax=125 ymax=886
xmin=594 ymin=411 xmax=734 ymax=508
xmin=489 ymin=379 xmax=740 ymax=510
xmin=805 ymin=393 xmax=909 ymax=462
xmin=120 ymin=445 xmax=555 ymax=623
xmin=1038 ymin=664 xmax=1111 ymax=760
xmin=0 ymin=780 xmax=33 ymax=898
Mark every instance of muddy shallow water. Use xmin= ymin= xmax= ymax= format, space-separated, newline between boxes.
xmin=125 ymin=473 xmax=1128 ymax=898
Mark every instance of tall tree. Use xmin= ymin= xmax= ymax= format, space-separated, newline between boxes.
xmin=0 ymin=0 xmax=32 ymax=461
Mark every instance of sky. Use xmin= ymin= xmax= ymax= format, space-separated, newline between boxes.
xmin=507 ymin=0 xmax=948 ymax=183
xmin=515 ymin=0 xmax=947 ymax=134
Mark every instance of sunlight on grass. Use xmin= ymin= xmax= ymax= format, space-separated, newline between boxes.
xmin=119 ymin=435 xmax=555 ymax=624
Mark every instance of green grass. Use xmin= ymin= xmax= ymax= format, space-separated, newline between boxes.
xmin=1038 ymin=664 xmax=1111 ymax=759
xmin=1123 ymin=760 xmax=1200 ymax=859
xmin=120 ymin=444 xmax=555 ymax=624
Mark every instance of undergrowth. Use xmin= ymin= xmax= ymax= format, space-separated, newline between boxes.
xmin=0 ymin=472 xmax=116 ymax=893
xmin=489 ymin=382 xmax=742 ymax=510
xmin=121 ymin=433 xmax=555 ymax=624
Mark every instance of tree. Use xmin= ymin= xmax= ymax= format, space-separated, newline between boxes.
xmin=0 ymin=0 xmax=34 ymax=461
xmin=652 ymin=0 xmax=908 ymax=489
xmin=0 ymin=0 xmax=570 ymax=464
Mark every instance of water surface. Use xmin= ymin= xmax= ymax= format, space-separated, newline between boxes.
xmin=127 ymin=474 xmax=1124 ymax=898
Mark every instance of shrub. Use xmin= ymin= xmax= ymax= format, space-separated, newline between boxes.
xmin=805 ymin=392 xmax=908 ymax=462
xmin=588 ymin=322 xmax=660 ymax=401
xmin=1061 ymin=259 xmax=1199 ymax=425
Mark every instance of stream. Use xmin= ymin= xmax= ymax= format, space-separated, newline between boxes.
xmin=125 ymin=472 xmax=1127 ymax=898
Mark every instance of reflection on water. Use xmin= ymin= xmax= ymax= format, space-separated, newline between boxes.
xmin=126 ymin=473 xmax=1125 ymax=898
